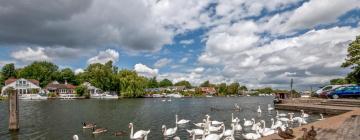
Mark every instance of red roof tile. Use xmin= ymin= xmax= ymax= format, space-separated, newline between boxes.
xmin=5 ymin=78 xmax=40 ymax=86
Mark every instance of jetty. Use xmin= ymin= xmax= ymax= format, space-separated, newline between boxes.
xmin=261 ymin=98 xmax=360 ymax=140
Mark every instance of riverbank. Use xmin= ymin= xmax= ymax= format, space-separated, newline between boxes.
xmin=261 ymin=98 xmax=360 ymax=139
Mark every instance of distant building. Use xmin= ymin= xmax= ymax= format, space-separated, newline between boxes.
xmin=82 ymin=82 xmax=102 ymax=95
xmin=199 ymin=87 xmax=216 ymax=95
xmin=167 ymin=86 xmax=186 ymax=91
xmin=45 ymin=81 xmax=76 ymax=95
xmin=1 ymin=78 xmax=41 ymax=96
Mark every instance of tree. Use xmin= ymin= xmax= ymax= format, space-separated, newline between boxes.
xmin=200 ymin=80 xmax=210 ymax=87
xmin=58 ymin=68 xmax=77 ymax=85
xmin=226 ymin=82 xmax=239 ymax=95
xmin=342 ymin=35 xmax=360 ymax=83
xmin=330 ymin=78 xmax=349 ymax=85
xmin=2 ymin=63 xmax=16 ymax=79
xmin=17 ymin=61 xmax=58 ymax=87
xmin=118 ymin=70 xmax=147 ymax=97
xmin=174 ymin=80 xmax=192 ymax=88
xmin=147 ymin=77 xmax=159 ymax=88
xmin=75 ymin=85 xmax=89 ymax=98
xmin=159 ymin=79 xmax=173 ymax=87
xmin=81 ymin=61 xmax=118 ymax=92
xmin=216 ymin=83 xmax=227 ymax=95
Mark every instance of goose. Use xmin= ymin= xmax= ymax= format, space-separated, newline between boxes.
xmin=317 ymin=113 xmax=324 ymax=121
xmin=129 ymin=123 xmax=150 ymax=140
xmin=276 ymin=111 xmax=287 ymax=117
xmin=300 ymin=127 xmax=309 ymax=140
xmin=82 ymin=122 xmax=96 ymax=129
xmin=270 ymin=118 xmax=282 ymax=130
xmin=224 ymin=124 xmax=234 ymax=137
xmin=92 ymin=127 xmax=107 ymax=134
xmin=234 ymin=121 xmax=242 ymax=131
xmin=277 ymin=127 xmax=294 ymax=139
xmin=301 ymin=110 xmax=309 ymax=118
xmin=176 ymin=115 xmax=190 ymax=124
xmin=243 ymin=118 xmax=254 ymax=127
xmin=114 ymin=130 xmax=127 ymax=136
xmin=242 ymin=129 xmax=261 ymax=140
xmin=267 ymin=104 xmax=274 ymax=111
xmin=259 ymin=120 xmax=275 ymax=136
xmin=73 ymin=135 xmax=79 ymax=140
xmin=257 ymin=106 xmax=262 ymax=114
xmin=162 ymin=124 xmax=177 ymax=137
xmin=186 ymin=129 xmax=205 ymax=136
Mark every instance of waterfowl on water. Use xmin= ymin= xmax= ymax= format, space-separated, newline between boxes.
xmin=162 ymin=124 xmax=177 ymax=137
xmin=243 ymin=118 xmax=254 ymax=127
xmin=129 ymin=123 xmax=150 ymax=140
xmin=242 ymin=129 xmax=261 ymax=140
xmin=186 ymin=129 xmax=205 ymax=136
xmin=82 ymin=122 xmax=96 ymax=129
xmin=276 ymin=111 xmax=287 ymax=117
xmin=308 ymin=126 xmax=317 ymax=139
xmin=173 ymin=136 xmax=181 ymax=140
xmin=73 ymin=135 xmax=79 ymax=140
xmin=301 ymin=110 xmax=309 ymax=118
xmin=257 ymin=106 xmax=262 ymax=114
xmin=176 ymin=114 xmax=190 ymax=124
xmin=92 ymin=127 xmax=107 ymax=134
xmin=268 ymin=104 xmax=274 ymax=111
xmin=277 ymin=127 xmax=295 ymax=139
xmin=114 ymin=130 xmax=127 ymax=136
xmin=317 ymin=114 xmax=324 ymax=121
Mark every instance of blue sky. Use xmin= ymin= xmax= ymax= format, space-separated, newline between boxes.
xmin=0 ymin=0 xmax=360 ymax=90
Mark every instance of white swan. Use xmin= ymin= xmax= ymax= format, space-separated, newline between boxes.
xmin=162 ymin=124 xmax=177 ymax=137
xmin=301 ymin=110 xmax=309 ymax=118
xmin=234 ymin=121 xmax=242 ymax=131
xmin=206 ymin=115 xmax=223 ymax=125
xmin=129 ymin=123 xmax=150 ymax=140
xmin=270 ymin=118 xmax=282 ymax=130
xmin=231 ymin=113 xmax=239 ymax=123
xmin=176 ymin=115 xmax=190 ymax=124
xmin=243 ymin=118 xmax=254 ymax=127
xmin=202 ymin=125 xmax=224 ymax=140
xmin=224 ymin=124 xmax=234 ymax=137
xmin=317 ymin=113 xmax=324 ymax=121
xmin=73 ymin=135 xmax=79 ymax=140
xmin=173 ymin=136 xmax=181 ymax=140
xmin=242 ymin=129 xmax=261 ymax=140
xmin=186 ymin=129 xmax=205 ymax=136
xmin=276 ymin=116 xmax=290 ymax=122
xmin=257 ymin=106 xmax=262 ymax=114
xmin=259 ymin=120 xmax=276 ymax=136
xmin=251 ymin=121 xmax=261 ymax=131
xmin=276 ymin=111 xmax=287 ymax=117
xmin=268 ymin=104 xmax=274 ymax=111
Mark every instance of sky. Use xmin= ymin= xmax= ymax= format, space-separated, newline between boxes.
xmin=0 ymin=0 xmax=360 ymax=90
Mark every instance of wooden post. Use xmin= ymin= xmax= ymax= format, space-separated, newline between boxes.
xmin=8 ymin=88 xmax=19 ymax=131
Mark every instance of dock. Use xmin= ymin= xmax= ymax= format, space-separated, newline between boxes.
xmin=261 ymin=98 xmax=360 ymax=140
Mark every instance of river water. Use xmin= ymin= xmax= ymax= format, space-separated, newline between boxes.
xmin=0 ymin=97 xmax=322 ymax=140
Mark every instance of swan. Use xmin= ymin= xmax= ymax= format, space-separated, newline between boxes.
xmin=129 ymin=123 xmax=150 ymax=140
xmin=257 ymin=106 xmax=262 ymax=114
xmin=82 ymin=122 xmax=96 ymax=129
xmin=270 ymin=118 xmax=282 ymax=130
xmin=234 ymin=103 xmax=240 ymax=110
xmin=243 ymin=118 xmax=254 ymax=127
xmin=242 ymin=129 xmax=261 ymax=140
xmin=301 ymin=110 xmax=309 ymax=118
xmin=234 ymin=121 xmax=242 ymax=131
xmin=317 ymin=113 xmax=324 ymax=121
xmin=268 ymin=104 xmax=274 ymax=111
xmin=276 ymin=116 xmax=290 ymax=122
xmin=224 ymin=124 xmax=234 ymax=137
xmin=259 ymin=120 xmax=276 ymax=136
xmin=206 ymin=115 xmax=223 ymax=125
xmin=186 ymin=129 xmax=205 ymax=136
xmin=73 ymin=135 xmax=79 ymax=140
xmin=231 ymin=113 xmax=239 ymax=123
xmin=251 ymin=121 xmax=261 ymax=131
xmin=162 ymin=125 xmax=177 ymax=137
xmin=205 ymin=120 xmax=223 ymax=132
xmin=202 ymin=125 xmax=224 ymax=140
xmin=276 ymin=111 xmax=287 ymax=117
xmin=92 ymin=127 xmax=107 ymax=134
xmin=173 ymin=136 xmax=181 ymax=140
xmin=176 ymin=115 xmax=190 ymax=124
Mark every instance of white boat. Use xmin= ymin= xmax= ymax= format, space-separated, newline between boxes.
xmin=166 ymin=93 xmax=183 ymax=98
xmin=59 ymin=94 xmax=77 ymax=99
xmin=91 ymin=93 xmax=118 ymax=99
xmin=19 ymin=94 xmax=47 ymax=100
xmin=152 ymin=94 xmax=164 ymax=98
xmin=206 ymin=95 xmax=213 ymax=98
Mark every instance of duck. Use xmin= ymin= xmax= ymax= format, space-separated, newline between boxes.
xmin=186 ymin=129 xmax=205 ymax=136
xmin=277 ymin=127 xmax=295 ymax=139
xmin=276 ymin=111 xmax=287 ymax=117
xmin=317 ymin=114 xmax=324 ymax=121
xmin=257 ymin=106 xmax=262 ymax=114
xmin=114 ymin=130 xmax=127 ymax=136
xmin=82 ymin=122 xmax=96 ymax=129
xmin=176 ymin=115 xmax=190 ymax=124
xmin=129 ymin=123 xmax=150 ymax=140
xmin=300 ymin=127 xmax=309 ymax=140
xmin=92 ymin=127 xmax=108 ymax=134
xmin=259 ymin=120 xmax=276 ymax=136
xmin=270 ymin=118 xmax=283 ymax=130
xmin=308 ymin=126 xmax=317 ymax=139
xmin=162 ymin=124 xmax=177 ymax=137
xmin=243 ymin=118 xmax=254 ymax=127
xmin=242 ymin=129 xmax=261 ymax=140
xmin=223 ymin=124 xmax=234 ymax=137
xmin=73 ymin=135 xmax=79 ymax=140
xmin=268 ymin=104 xmax=274 ymax=111
xmin=301 ymin=110 xmax=309 ymax=118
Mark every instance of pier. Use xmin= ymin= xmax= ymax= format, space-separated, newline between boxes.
xmin=261 ymin=98 xmax=360 ymax=139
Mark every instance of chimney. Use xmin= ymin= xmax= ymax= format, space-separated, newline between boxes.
xmin=65 ymin=80 xmax=68 ymax=85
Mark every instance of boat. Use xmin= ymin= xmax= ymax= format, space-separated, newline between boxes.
xmin=166 ymin=93 xmax=183 ymax=98
xmin=206 ymin=95 xmax=213 ymax=98
xmin=91 ymin=93 xmax=118 ymax=99
xmin=59 ymin=94 xmax=77 ymax=99
xmin=19 ymin=94 xmax=47 ymax=100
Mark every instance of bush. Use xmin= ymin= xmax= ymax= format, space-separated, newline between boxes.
xmin=48 ymin=92 xmax=57 ymax=97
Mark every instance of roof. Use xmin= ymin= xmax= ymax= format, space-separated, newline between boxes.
xmin=200 ymin=87 xmax=216 ymax=93
xmin=46 ymin=82 xmax=76 ymax=90
xmin=5 ymin=78 xmax=40 ymax=86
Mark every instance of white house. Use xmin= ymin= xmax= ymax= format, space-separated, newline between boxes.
xmin=1 ymin=78 xmax=42 ymax=96
xmin=82 ymin=82 xmax=102 ymax=95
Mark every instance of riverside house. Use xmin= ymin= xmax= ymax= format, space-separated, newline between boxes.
xmin=1 ymin=78 xmax=41 ymax=96
xmin=199 ymin=87 xmax=217 ymax=95
xmin=45 ymin=81 xmax=76 ymax=98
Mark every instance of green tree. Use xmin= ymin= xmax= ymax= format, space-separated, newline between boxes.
xmin=200 ymin=80 xmax=210 ymax=87
xmin=330 ymin=78 xmax=349 ymax=85
xmin=159 ymin=79 xmax=173 ymax=87
xmin=81 ymin=61 xmax=118 ymax=92
xmin=147 ymin=77 xmax=159 ymax=88
xmin=2 ymin=63 xmax=16 ymax=79
xmin=18 ymin=61 xmax=58 ymax=87
xmin=75 ymin=85 xmax=89 ymax=98
xmin=174 ymin=80 xmax=192 ymax=88
xmin=342 ymin=35 xmax=360 ymax=83
xmin=118 ymin=70 xmax=147 ymax=97
xmin=216 ymin=83 xmax=227 ymax=95
xmin=226 ymin=82 xmax=239 ymax=95
xmin=58 ymin=68 xmax=78 ymax=85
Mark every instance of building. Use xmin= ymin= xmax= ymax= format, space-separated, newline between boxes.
xmin=1 ymin=78 xmax=41 ymax=96
xmin=45 ymin=81 xmax=76 ymax=95
xmin=199 ymin=87 xmax=216 ymax=95
xmin=82 ymin=82 xmax=102 ymax=95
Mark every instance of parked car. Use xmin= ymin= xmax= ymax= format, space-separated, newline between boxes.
xmin=316 ymin=85 xmax=343 ymax=95
xmin=327 ymin=85 xmax=360 ymax=99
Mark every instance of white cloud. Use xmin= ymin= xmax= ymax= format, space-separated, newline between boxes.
xmin=193 ymin=67 xmax=205 ymax=73
xmin=179 ymin=57 xmax=189 ymax=63
xmin=74 ymin=68 xmax=84 ymax=74
xmin=11 ymin=47 xmax=51 ymax=62
xmin=154 ymin=58 xmax=172 ymax=68
xmin=179 ymin=39 xmax=194 ymax=45
xmin=87 ymin=49 xmax=119 ymax=64
xmin=134 ymin=63 xmax=158 ymax=77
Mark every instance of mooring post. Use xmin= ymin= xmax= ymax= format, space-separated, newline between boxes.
xmin=8 ymin=88 xmax=19 ymax=131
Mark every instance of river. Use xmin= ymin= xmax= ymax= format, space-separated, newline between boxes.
xmin=0 ymin=97 xmax=321 ymax=140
